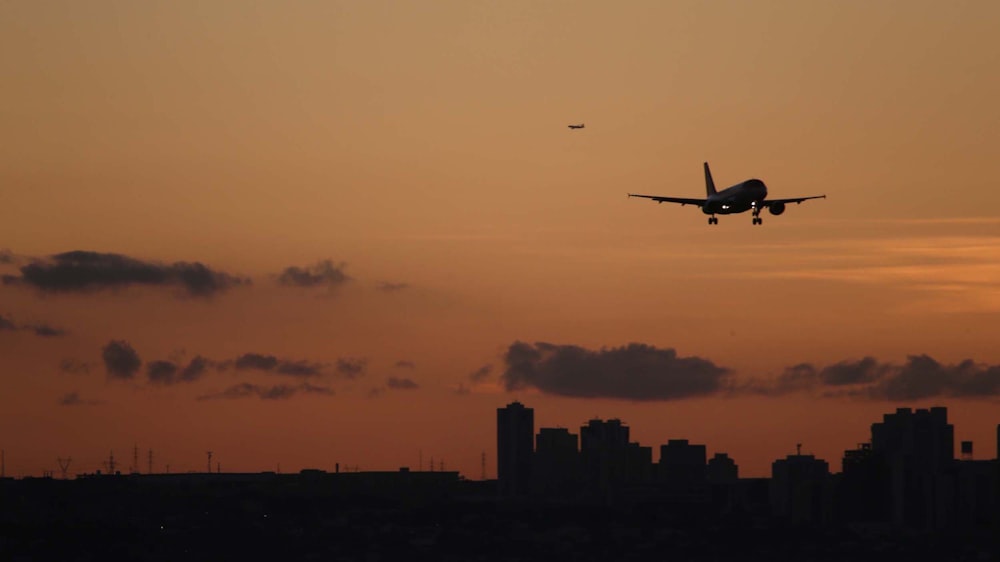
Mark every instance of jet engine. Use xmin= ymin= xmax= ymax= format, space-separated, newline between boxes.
xmin=769 ymin=202 xmax=786 ymax=215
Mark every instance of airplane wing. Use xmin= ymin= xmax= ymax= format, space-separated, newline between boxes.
xmin=627 ymin=193 xmax=706 ymax=206
xmin=762 ymin=195 xmax=826 ymax=206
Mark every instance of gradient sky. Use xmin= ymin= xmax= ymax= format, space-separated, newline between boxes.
xmin=2 ymin=1 xmax=999 ymax=478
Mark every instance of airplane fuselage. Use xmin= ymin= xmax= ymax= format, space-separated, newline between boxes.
xmin=701 ymin=179 xmax=767 ymax=215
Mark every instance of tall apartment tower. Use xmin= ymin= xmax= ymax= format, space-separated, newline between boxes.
xmin=497 ymin=401 xmax=534 ymax=496
xmin=870 ymin=407 xmax=954 ymax=529
xmin=580 ymin=418 xmax=631 ymax=492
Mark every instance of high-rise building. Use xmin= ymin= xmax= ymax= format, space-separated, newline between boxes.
xmin=580 ymin=418 xmax=631 ymax=492
xmin=870 ymin=407 xmax=954 ymax=529
xmin=497 ymin=401 xmax=534 ymax=496
xmin=534 ymin=427 xmax=579 ymax=496
xmin=707 ymin=452 xmax=738 ymax=485
xmin=659 ymin=439 xmax=708 ymax=496
xmin=770 ymin=452 xmax=830 ymax=524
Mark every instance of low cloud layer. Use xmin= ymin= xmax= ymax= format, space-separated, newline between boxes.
xmin=231 ymin=353 xmax=325 ymax=377
xmin=59 ymin=358 xmax=93 ymax=375
xmin=499 ymin=341 xmax=1000 ymax=403
xmin=147 ymin=356 xmax=211 ymax=385
xmin=502 ymin=342 xmax=731 ymax=401
xmin=376 ymin=281 xmax=410 ymax=292
xmin=59 ymin=392 xmax=101 ymax=406
xmin=387 ymin=377 xmax=419 ymax=390
xmin=2 ymin=250 xmax=248 ymax=297
xmin=742 ymin=355 xmax=1000 ymax=400
xmin=277 ymin=260 xmax=350 ymax=288
xmin=0 ymin=314 xmax=67 ymax=337
xmin=197 ymin=382 xmax=334 ymax=401
xmin=336 ymin=357 xmax=367 ymax=379
xmin=102 ymin=340 xmax=142 ymax=380
xmin=468 ymin=364 xmax=493 ymax=382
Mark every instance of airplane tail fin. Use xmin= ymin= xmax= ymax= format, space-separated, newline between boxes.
xmin=703 ymin=162 xmax=717 ymax=196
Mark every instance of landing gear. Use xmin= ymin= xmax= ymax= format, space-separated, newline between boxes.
xmin=708 ymin=216 xmax=718 ymax=225
xmin=751 ymin=201 xmax=763 ymax=225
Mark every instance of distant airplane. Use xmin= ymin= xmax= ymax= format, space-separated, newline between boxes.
xmin=568 ymin=123 xmax=585 ymax=129
xmin=628 ymin=162 xmax=826 ymax=225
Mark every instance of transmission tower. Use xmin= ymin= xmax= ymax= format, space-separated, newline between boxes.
xmin=206 ymin=451 xmax=213 ymax=473
xmin=106 ymin=451 xmax=117 ymax=474
xmin=132 ymin=444 xmax=139 ymax=474
xmin=57 ymin=457 xmax=72 ymax=479
xmin=481 ymin=451 xmax=486 ymax=480
xmin=1 ymin=449 xmax=5 ymax=478
xmin=148 ymin=449 xmax=153 ymax=475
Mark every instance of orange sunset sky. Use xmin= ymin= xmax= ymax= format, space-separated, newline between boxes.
xmin=2 ymin=1 xmax=999 ymax=479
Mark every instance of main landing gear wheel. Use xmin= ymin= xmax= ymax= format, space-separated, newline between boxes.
xmin=752 ymin=217 xmax=763 ymax=225
xmin=708 ymin=217 xmax=718 ymax=225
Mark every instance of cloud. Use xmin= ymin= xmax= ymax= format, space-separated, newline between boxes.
xmin=231 ymin=353 xmax=324 ymax=377
xmin=394 ymin=360 xmax=416 ymax=369
xmin=0 ymin=314 xmax=68 ymax=337
xmin=501 ymin=342 xmax=731 ymax=401
xmin=179 ymin=356 xmax=211 ymax=383
xmin=31 ymin=324 xmax=68 ymax=337
xmin=102 ymin=340 xmax=141 ymax=380
xmin=147 ymin=360 xmax=179 ymax=385
xmin=387 ymin=377 xmax=419 ymax=390
xmin=743 ymin=355 xmax=1000 ymax=401
xmin=455 ymin=383 xmax=471 ymax=396
xmin=468 ymin=364 xmax=493 ymax=382
xmin=59 ymin=358 xmax=93 ymax=375
xmin=277 ymin=259 xmax=350 ymax=288
xmin=1 ymin=250 xmax=249 ymax=297
xmin=866 ymin=355 xmax=1000 ymax=401
xmin=376 ymin=281 xmax=410 ymax=292
xmin=59 ymin=391 xmax=101 ymax=406
xmin=336 ymin=357 xmax=367 ymax=379
xmin=0 ymin=249 xmax=13 ymax=264
xmin=197 ymin=382 xmax=334 ymax=401
xmin=234 ymin=353 xmax=279 ymax=371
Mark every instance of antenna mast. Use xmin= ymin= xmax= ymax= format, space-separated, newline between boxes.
xmin=206 ymin=451 xmax=213 ymax=473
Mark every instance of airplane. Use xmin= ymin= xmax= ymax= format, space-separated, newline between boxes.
xmin=628 ymin=162 xmax=825 ymax=225
xmin=568 ymin=123 xmax=585 ymax=129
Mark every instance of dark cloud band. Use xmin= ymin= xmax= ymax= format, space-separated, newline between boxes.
xmin=2 ymin=250 xmax=248 ymax=297
xmin=501 ymin=341 xmax=731 ymax=401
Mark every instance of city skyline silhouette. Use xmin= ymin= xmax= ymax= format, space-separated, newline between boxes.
xmin=2 ymin=3 xmax=1000 ymax=557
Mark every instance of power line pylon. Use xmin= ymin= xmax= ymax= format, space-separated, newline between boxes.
xmin=206 ymin=451 xmax=213 ymax=473
xmin=57 ymin=457 xmax=72 ymax=479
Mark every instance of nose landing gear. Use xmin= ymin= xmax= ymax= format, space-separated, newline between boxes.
xmin=751 ymin=202 xmax=763 ymax=225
